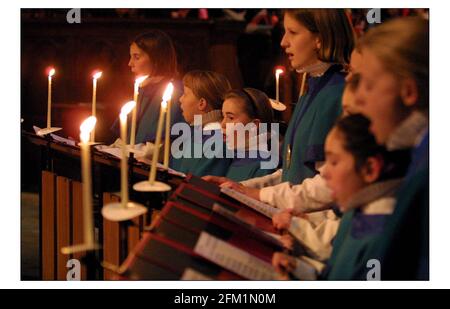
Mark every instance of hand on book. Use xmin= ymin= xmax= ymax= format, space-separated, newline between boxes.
xmin=202 ymin=175 xmax=230 ymax=185
xmin=279 ymin=234 xmax=294 ymax=250
xmin=220 ymin=181 xmax=261 ymax=201
xmin=272 ymin=252 xmax=296 ymax=276
xmin=272 ymin=208 xmax=293 ymax=230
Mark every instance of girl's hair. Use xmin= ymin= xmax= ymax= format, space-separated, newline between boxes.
xmin=182 ymin=70 xmax=232 ymax=110
xmin=358 ymin=16 xmax=429 ymax=110
xmin=132 ymin=30 xmax=178 ymax=78
xmin=285 ymin=9 xmax=356 ymax=65
xmin=224 ymin=88 xmax=274 ymax=124
xmin=334 ymin=114 xmax=384 ymax=171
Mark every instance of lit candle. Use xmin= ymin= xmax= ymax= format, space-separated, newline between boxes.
xmin=275 ymin=68 xmax=283 ymax=103
xmin=91 ymin=71 xmax=102 ymax=142
xmin=163 ymin=82 xmax=174 ymax=169
xmin=79 ymin=116 xmax=97 ymax=246
xmin=47 ymin=68 xmax=55 ymax=128
xmin=130 ymin=75 xmax=148 ymax=147
xmin=149 ymin=83 xmax=173 ymax=183
xmin=119 ymin=101 xmax=136 ymax=207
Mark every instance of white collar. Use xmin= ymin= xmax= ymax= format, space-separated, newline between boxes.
xmin=296 ymin=61 xmax=333 ymax=77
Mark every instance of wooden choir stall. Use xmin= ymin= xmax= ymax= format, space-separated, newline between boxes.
xmin=24 ymin=129 xmax=297 ymax=281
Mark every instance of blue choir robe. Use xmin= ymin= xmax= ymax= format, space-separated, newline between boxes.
xmin=281 ymin=65 xmax=344 ymax=184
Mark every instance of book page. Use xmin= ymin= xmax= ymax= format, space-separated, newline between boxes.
xmin=194 ymin=232 xmax=277 ymax=280
xmin=220 ymin=187 xmax=280 ymax=218
xmin=181 ymin=268 xmax=213 ymax=280
xmin=212 ymin=203 xmax=283 ymax=247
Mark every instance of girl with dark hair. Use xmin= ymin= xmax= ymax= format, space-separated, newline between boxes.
xmin=127 ymin=30 xmax=185 ymax=143
xmin=272 ymin=114 xmax=406 ymax=280
xmin=220 ymin=88 xmax=278 ymax=181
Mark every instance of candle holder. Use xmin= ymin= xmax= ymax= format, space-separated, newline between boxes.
xmin=269 ymin=98 xmax=287 ymax=111
xmin=133 ymin=83 xmax=173 ymax=193
xmin=133 ymin=179 xmax=171 ymax=192
xmin=36 ymin=127 xmax=62 ymax=136
xmin=101 ymin=201 xmax=147 ymax=222
xmin=61 ymin=242 xmax=100 ymax=255
xmin=102 ymin=100 xmax=148 ymax=222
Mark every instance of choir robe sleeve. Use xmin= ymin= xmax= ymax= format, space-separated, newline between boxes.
xmin=288 ymin=210 xmax=340 ymax=262
xmin=291 ymin=255 xmax=326 ymax=280
xmin=281 ymin=72 xmax=344 ymax=184
xmin=258 ymin=163 xmax=333 ymax=213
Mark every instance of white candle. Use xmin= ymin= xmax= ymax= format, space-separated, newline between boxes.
xmin=119 ymin=101 xmax=136 ymax=207
xmin=47 ymin=68 xmax=55 ymax=128
xmin=163 ymin=82 xmax=174 ymax=169
xmin=130 ymin=75 xmax=148 ymax=147
xmin=91 ymin=71 xmax=102 ymax=142
xmin=275 ymin=68 xmax=283 ymax=103
xmin=149 ymin=100 xmax=167 ymax=184
xmin=79 ymin=116 xmax=97 ymax=246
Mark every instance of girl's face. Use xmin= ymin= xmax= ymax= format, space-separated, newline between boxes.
xmin=128 ymin=43 xmax=152 ymax=76
xmin=179 ymin=86 xmax=202 ymax=124
xmin=355 ymin=48 xmax=409 ymax=144
xmin=281 ymin=13 xmax=321 ymax=70
xmin=342 ymin=85 xmax=359 ymax=116
xmin=323 ymin=128 xmax=367 ymax=211
xmin=345 ymin=50 xmax=363 ymax=83
xmin=221 ymin=98 xmax=255 ymax=148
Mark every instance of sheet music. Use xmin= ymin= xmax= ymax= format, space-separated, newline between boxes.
xmin=95 ymin=145 xmax=186 ymax=178
xmin=194 ymin=232 xmax=277 ymax=280
xmin=180 ymin=268 xmax=213 ymax=280
xmin=212 ymin=203 xmax=283 ymax=247
xmin=220 ymin=187 xmax=280 ymax=218
xmin=33 ymin=126 xmax=77 ymax=146
xmin=50 ymin=133 xmax=76 ymax=146
xmin=167 ymin=168 xmax=186 ymax=178
xmin=95 ymin=146 xmax=123 ymax=159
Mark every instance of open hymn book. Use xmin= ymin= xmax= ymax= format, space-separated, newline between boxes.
xmin=220 ymin=187 xmax=304 ymax=238
xmin=211 ymin=203 xmax=284 ymax=248
xmin=220 ymin=187 xmax=280 ymax=218
xmin=193 ymin=231 xmax=278 ymax=280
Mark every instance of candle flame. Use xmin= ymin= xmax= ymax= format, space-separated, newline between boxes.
xmin=275 ymin=68 xmax=284 ymax=77
xmin=135 ymin=75 xmax=148 ymax=85
xmin=93 ymin=71 xmax=103 ymax=80
xmin=162 ymin=82 xmax=174 ymax=102
xmin=120 ymin=100 xmax=136 ymax=117
xmin=80 ymin=116 xmax=97 ymax=143
xmin=48 ymin=68 xmax=55 ymax=77
xmin=161 ymin=100 xmax=168 ymax=110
